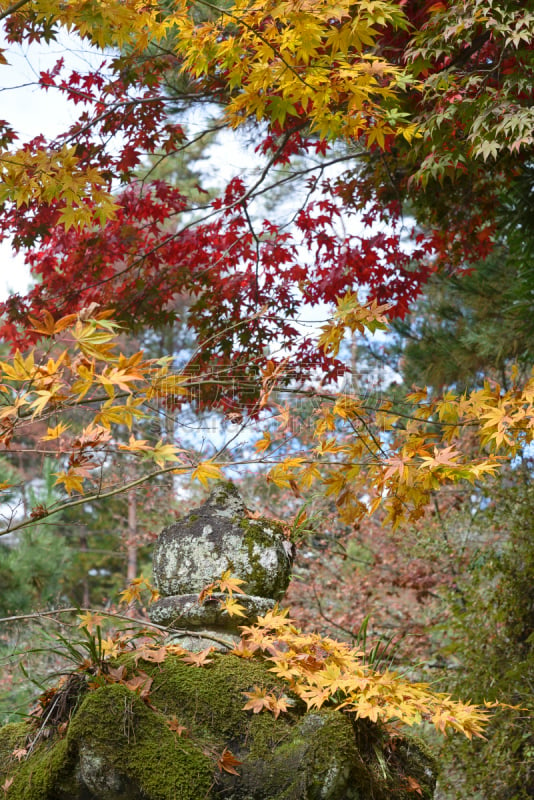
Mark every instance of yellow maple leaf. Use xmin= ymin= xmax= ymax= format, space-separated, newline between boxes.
xmin=101 ymin=638 xmax=121 ymax=659
xmin=77 ymin=611 xmax=104 ymax=634
xmin=221 ymin=597 xmax=247 ymax=618
xmin=41 ymin=422 xmax=71 ymax=440
xmin=255 ymin=431 xmax=272 ymax=453
xmin=54 ymin=470 xmax=85 ymax=495
xmin=151 ymin=440 xmax=184 ymax=468
xmin=191 ymin=460 xmax=223 ymax=487
xmin=218 ymin=569 xmax=246 ymax=596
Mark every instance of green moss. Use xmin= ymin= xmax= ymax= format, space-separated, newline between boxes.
xmin=68 ymin=683 xmax=213 ymax=800
xmin=0 ymin=727 xmax=76 ymax=800
xmin=0 ymin=722 xmax=28 ymax=775
xmin=0 ymin=655 xmax=436 ymax=800
xmin=239 ymin=517 xmax=291 ymax=599
xmin=144 ymin=653 xmax=292 ymax=741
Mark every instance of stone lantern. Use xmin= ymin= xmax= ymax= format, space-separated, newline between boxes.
xmin=149 ymin=482 xmax=293 ymax=650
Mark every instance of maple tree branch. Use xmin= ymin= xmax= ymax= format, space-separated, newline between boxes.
xmin=0 ymin=464 xmax=192 ymax=538
xmin=18 ymin=147 xmax=358 ymax=317
xmin=0 ymin=0 xmax=30 ymax=21
xmin=274 ymin=387 xmax=473 ymax=427
xmin=0 ymin=608 xmax=234 ymax=649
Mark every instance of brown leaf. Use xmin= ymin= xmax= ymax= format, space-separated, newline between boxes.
xmin=124 ymin=671 xmax=153 ymax=698
xmin=135 ymin=645 xmax=167 ymax=664
xmin=403 ymin=776 xmax=423 ymax=796
xmin=166 ymin=716 xmax=189 ymax=736
xmin=217 ymin=747 xmax=242 ymax=776
xmin=107 ymin=664 xmax=126 ymax=682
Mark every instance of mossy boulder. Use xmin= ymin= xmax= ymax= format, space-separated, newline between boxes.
xmin=0 ymin=654 xmax=436 ymax=800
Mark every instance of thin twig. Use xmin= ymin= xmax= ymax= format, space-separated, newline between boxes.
xmin=0 ymin=607 xmax=234 ymax=649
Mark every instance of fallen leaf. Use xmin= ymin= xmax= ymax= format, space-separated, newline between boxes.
xmin=107 ymin=664 xmax=126 ymax=682
xmin=124 ymin=671 xmax=153 ymax=698
xmin=217 ymin=747 xmax=242 ymax=776
xmin=166 ymin=716 xmax=189 ymax=736
xmin=181 ymin=647 xmax=214 ymax=667
xmin=403 ymin=776 xmax=423 ymax=796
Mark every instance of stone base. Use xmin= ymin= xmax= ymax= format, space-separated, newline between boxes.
xmin=165 ymin=629 xmax=240 ymax=652
xmin=149 ymin=592 xmax=275 ymax=632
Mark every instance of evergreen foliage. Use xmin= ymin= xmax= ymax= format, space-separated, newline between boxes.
xmin=434 ymin=483 xmax=534 ymax=800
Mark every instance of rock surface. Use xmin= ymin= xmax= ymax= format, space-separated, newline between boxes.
xmin=152 ymin=482 xmax=291 ymax=598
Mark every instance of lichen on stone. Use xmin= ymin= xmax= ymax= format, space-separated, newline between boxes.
xmin=151 ymin=482 xmax=291 ymax=600
xmin=149 ymin=482 xmax=292 ymax=640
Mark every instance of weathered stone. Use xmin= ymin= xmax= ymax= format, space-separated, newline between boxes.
xmin=151 ymin=482 xmax=291 ymax=600
xmin=149 ymin=592 xmax=275 ymax=630
xmin=149 ymin=482 xmax=292 ymax=647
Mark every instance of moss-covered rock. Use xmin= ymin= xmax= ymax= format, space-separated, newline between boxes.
xmin=0 ymin=654 xmax=436 ymax=800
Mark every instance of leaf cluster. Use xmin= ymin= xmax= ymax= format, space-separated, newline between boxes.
xmin=235 ymin=606 xmax=491 ymax=738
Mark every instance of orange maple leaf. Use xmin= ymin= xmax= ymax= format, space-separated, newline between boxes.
xmin=242 ymin=686 xmax=292 ymax=718
xmin=181 ymin=647 xmax=214 ymax=667
xmin=230 ymin=639 xmax=258 ymax=659
xmin=77 ymin=611 xmax=104 ymax=634
xmin=138 ymin=645 xmax=167 ymax=664
xmin=166 ymin=716 xmax=189 ymax=736
xmin=403 ymin=776 xmax=423 ymax=796
xmin=124 ymin=671 xmax=153 ymax=698
xmin=217 ymin=747 xmax=242 ymax=776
